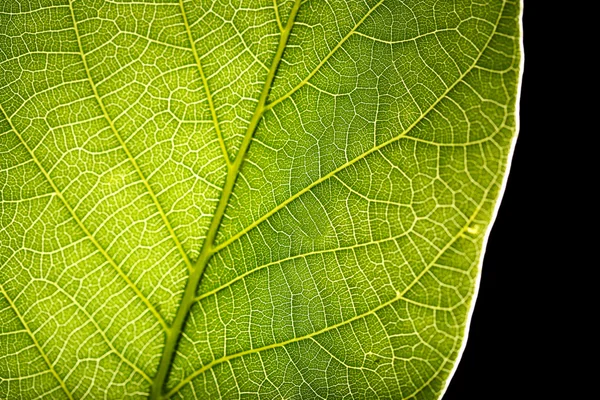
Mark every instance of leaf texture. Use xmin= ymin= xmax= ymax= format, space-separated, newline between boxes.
xmin=0 ymin=0 xmax=521 ymax=398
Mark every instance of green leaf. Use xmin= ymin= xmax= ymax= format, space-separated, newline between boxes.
xmin=0 ymin=0 xmax=521 ymax=398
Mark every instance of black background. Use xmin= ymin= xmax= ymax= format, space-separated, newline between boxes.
xmin=442 ymin=3 xmax=542 ymax=399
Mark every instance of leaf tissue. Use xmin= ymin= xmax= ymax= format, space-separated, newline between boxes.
xmin=0 ymin=0 xmax=522 ymax=398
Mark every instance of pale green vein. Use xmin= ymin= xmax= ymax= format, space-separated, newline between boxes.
xmin=178 ymin=0 xmax=231 ymax=167
xmin=165 ymin=182 xmax=490 ymax=396
xmin=0 ymin=0 xmax=519 ymax=397
xmin=263 ymin=0 xmax=386 ymax=112
xmin=194 ymin=230 xmax=414 ymax=304
xmin=352 ymin=27 xmax=458 ymax=45
xmin=0 ymin=103 xmax=169 ymax=333
xmin=166 ymin=294 xmax=405 ymax=397
xmin=212 ymin=3 xmax=504 ymax=254
xmin=43 ymin=280 xmax=153 ymax=382
xmin=149 ymin=1 xmax=302 ymax=398
xmin=399 ymin=293 xmax=468 ymax=312
xmin=273 ymin=0 xmax=284 ymax=32
xmin=0 ymin=284 xmax=74 ymax=400
xmin=67 ymin=0 xmax=193 ymax=272
xmin=117 ymin=31 xmax=194 ymax=53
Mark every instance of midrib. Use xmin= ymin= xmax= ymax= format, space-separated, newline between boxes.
xmin=149 ymin=1 xmax=302 ymax=398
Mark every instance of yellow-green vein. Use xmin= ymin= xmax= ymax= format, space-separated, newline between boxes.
xmin=149 ymin=1 xmax=302 ymax=398
xmin=0 ymin=103 xmax=169 ymax=334
xmin=67 ymin=0 xmax=193 ymax=272
xmin=212 ymin=0 xmax=505 ymax=254
xmin=0 ymin=284 xmax=75 ymax=400
xmin=165 ymin=179 xmax=492 ymax=397
xmin=263 ymin=0 xmax=387 ymax=112
xmin=194 ymin=230 xmax=415 ymax=304
xmin=273 ymin=0 xmax=284 ymax=32
xmin=178 ymin=0 xmax=231 ymax=167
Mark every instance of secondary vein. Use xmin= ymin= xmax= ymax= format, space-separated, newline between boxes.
xmin=149 ymin=1 xmax=302 ymax=398
xmin=263 ymin=0 xmax=386 ymax=112
xmin=163 ymin=1 xmax=507 ymax=392
xmin=166 ymin=178 xmax=494 ymax=398
xmin=0 ymin=103 xmax=168 ymax=334
xmin=0 ymin=284 xmax=75 ymax=400
xmin=211 ymin=0 xmax=503 ymax=255
xmin=67 ymin=0 xmax=194 ymax=272
xmin=178 ymin=0 xmax=231 ymax=167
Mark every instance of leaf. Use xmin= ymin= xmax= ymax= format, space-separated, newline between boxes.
xmin=0 ymin=0 xmax=521 ymax=398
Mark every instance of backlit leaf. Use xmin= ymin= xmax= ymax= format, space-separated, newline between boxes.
xmin=0 ymin=0 xmax=521 ymax=398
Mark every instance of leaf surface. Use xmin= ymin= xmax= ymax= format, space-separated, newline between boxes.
xmin=0 ymin=0 xmax=521 ymax=398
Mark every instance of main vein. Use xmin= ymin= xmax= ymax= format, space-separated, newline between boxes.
xmin=165 ymin=179 xmax=493 ymax=397
xmin=149 ymin=1 xmax=302 ymax=398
